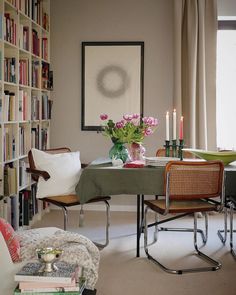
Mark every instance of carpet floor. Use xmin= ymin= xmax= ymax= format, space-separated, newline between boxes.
xmin=32 ymin=210 xmax=236 ymax=295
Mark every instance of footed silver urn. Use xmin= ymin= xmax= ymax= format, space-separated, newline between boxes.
xmin=36 ymin=247 xmax=63 ymax=273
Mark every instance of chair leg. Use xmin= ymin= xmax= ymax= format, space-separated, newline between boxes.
xmin=144 ymin=207 xmax=221 ymax=274
xmin=93 ymin=200 xmax=110 ymax=249
xmin=159 ymin=212 xmax=208 ymax=245
xmin=217 ymin=207 xmax=228 ymax=244
xmin=61 ymin=206 xmax=68 ymax=231
xmin=230 ymin=202 xmax=236 ymax=259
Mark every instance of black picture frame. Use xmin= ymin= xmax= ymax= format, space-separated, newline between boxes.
xmin=81 ymin=41 xmax=144 ymax=131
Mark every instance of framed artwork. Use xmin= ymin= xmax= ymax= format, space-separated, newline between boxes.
xmin=81 ymin=41 xmax=144 ymax=130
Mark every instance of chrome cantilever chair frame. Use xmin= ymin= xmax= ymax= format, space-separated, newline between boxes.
xmin=27 ymin=147 xmax=110 ymax=249
xmin=144 ymin=160 xmax=225 ymax=274
xmin=217 ymin=196 xmax=236 ymax=259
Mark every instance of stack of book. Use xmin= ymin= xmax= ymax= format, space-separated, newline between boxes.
xmin=14 ymin=261 xmax=85 ymax=295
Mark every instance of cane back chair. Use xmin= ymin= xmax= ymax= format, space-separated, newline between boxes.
xmin=156 ymin=148 xmax=195 ymax=159
xmin=144 ymin=160 xmax=224 ymax=274
xmin=27 ymin=147 xmax=110 ymax=248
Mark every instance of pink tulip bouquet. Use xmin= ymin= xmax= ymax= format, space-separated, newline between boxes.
xmin=100 ymin=113 xmax=158 ymax=144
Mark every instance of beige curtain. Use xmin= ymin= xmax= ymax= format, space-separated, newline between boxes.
xmin=173 ymin=0 xmax=217 ymax=150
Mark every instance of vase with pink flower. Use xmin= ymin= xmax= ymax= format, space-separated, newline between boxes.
xmin=100 ymin=113 xmax=158 ymax=163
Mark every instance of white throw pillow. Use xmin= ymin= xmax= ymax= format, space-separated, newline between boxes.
xmin=31 ymin=148 xmax=81 ymax=199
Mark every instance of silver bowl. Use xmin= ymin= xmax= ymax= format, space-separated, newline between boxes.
xmin=36 ymin=247 xmax=63 ymax=273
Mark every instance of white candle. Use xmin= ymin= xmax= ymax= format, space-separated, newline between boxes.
xmin=173 ymin=109 xmax=176 ymax=140
xmin=166 ymin=111 xmax=169 ymax=141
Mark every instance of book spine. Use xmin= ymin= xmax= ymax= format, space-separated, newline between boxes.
xmin=14 ymin=275 xmax=74 ymax=284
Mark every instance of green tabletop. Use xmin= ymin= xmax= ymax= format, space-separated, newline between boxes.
xmin=76 ymin=163 xmax=236 ymax=204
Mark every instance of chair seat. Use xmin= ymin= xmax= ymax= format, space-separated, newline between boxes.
xmin=144 ymin=199 xmax=217 ymax=214
xmin=40 ymin=195 xmax=111 ymax=207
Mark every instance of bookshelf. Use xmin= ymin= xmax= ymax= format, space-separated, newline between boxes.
xmin=0 ymin=0 xmax=52 ymax=230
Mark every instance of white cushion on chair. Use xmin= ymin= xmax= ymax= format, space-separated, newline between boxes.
xmin=31 ymin=148 xmax=81 ymax=199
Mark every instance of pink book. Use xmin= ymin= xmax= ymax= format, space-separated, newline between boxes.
xmin=19 ymin=278 xmax=76 ymax=289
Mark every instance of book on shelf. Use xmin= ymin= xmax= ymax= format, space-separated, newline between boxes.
xmin=19 ymin=25 xmax=29 ymax=51
xmin=4 ymin=13 xmax=17 ymax=45
xmin=10 ymin=195 xmax=18 ymax=230
xmin=32 ymin=60 xmax=40 ymax=88
xmin=0 ymin=14 xmax=2 ymax=40
xmin=19 ymin=0 xmax=31 ymax=17
xmin=19 ymin=58 xmax=29 ymax=86
xmin=31 ymin=126 xmax=40 ymax=149
xmin=15 ymin=262 xmax=81 ymax=284
xmin=4 ymin=91 xmax=16 ymax=121
xmin=4 ymin=57 xmax=16 ymax=83
xmin=18 ymin=90 xmax=29 ymax=121
xmin=4 ymin=165 xmax=17 ymax=196
xmin=32 ymin=29 xmax=40 ymax=56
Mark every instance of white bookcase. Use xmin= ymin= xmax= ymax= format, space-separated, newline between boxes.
xmin=0 ymin=0 xmax=51 ymax=230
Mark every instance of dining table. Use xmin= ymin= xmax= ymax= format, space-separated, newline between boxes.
xmin=75 ymin=159 xmax=236 ymax=257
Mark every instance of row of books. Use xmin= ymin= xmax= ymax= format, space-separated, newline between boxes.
xmin=19 ymin=25 xmax=48 ymax=60
xmin=0 ymin=91 xmax=51 ymax=122
xmin=14 ymin=261 xmax=85 ymax=294
xmin=32 ymin=29 xmax=40 ymax=57
xmin=4 ymin=165 xmax=17 ymax=196
xmin=9 ymin=0 xmax=49 ymax=31
xmin=3 ymin=91 xmax=16 ymax=122
xmin=19 ymin=187 xmax=38 ymax=227
xmin=3 ymin=124 xmax=49 ymax=161
xmin=2 ymin=56 xmax=51 ymax=87
xmin=19 ymin=25 xmax=30 ymax=51
xmin=19 ymin=126 xmax=28 ymax=156
xmin=31 ymin=95 xmax=40 ymax=120
xmin=19 ymin=160 xmax=29 ymax=188
xmin=31 ymin=126 xmax=40 ymax=149
xmin=41 ymin=128 xmax=49 ymax=150
xmin=19 ymin=58 xmax=30 ymax=86
xmin=4 ymin=126 xmax=16 ymax=161
xmin=31 ymin=0 xmax=42 ymax=25
xmin=19 ymin=0 xmax=31 ymax=17
xmin=42 ymin=62 xmax=50 ymax=89
xmin=4 ymin=57 xmax=16 ymax=83
xmin=4 ymin=12 xmax=17 ymax=45
xmin=34 ymin=126 xmax=49 ymax=150
xmin=32 ymin=60 xmax=40 ymax=88
xmin=19 ymin=90 xmax=29 ymax=121
xmin=42 ymin=37 xmax=49 ymax=61
xmin=42 ymin=93 xmax=52 ymax=120
xmin=0 ymin=184 xmax=39 ymax=230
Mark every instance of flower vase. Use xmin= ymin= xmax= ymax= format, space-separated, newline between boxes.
xmin=109 ymin=142 xmax=130 ymax=163
xmin=129 ymin=143 xmax=146 ymax=161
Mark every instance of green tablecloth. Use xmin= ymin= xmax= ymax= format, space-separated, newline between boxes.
xmin=76 ymin=164 xmax=165 ymax=203
xmin=76 ymin=163 xmax=236 ymax=204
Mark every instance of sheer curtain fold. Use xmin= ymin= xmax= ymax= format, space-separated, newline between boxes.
xmin=173 ymin=0 xmax=217 ymax=150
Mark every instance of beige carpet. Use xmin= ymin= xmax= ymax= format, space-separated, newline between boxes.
xmin=32 ymin=210 xmax=236 ymax=295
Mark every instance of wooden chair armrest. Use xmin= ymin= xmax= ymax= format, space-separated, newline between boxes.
xmin=26 ymin=168 xmax=51 ymax=180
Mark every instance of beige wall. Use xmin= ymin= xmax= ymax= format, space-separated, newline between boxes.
xmin=50 ymin=0 xmax=174 ymax=164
